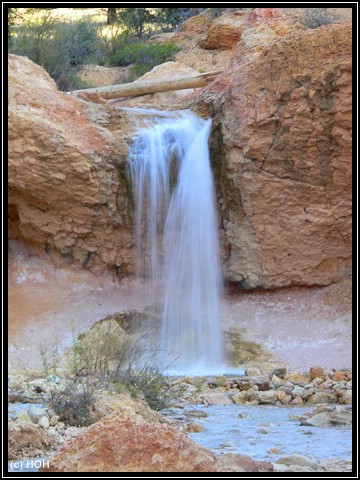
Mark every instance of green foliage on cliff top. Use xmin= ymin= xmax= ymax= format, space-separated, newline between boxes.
xmin=107 ymin=40 xmax=180 ymax=75
xmin=6 ymin=8 xmax=193 ymax=90
xmin=9 ymin=12 xmax=102 ymax=90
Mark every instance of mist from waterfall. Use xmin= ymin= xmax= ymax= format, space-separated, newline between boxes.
xmin=129 ymin=109 xmax=224 ymax=374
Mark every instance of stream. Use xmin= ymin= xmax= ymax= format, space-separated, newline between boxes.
xmin=166 ymin=404 xmax=352 ymax=463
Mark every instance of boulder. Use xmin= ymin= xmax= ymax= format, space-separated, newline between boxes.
xmin=250 ymin=374 xmax=271 ymax=391
xmin=338 ymin=389 xmax=352 ymax=405
xmin=300 ymin=406 xmax=352 ymax=427
xmin=178 ymin=13 xmax=213 ymax=35
xmin=290 ymin=395 xmax=304 ymax=406
xmin=331 ymin=370 xmax=348 ymax=381
xmin=309 ymin=366 xmax=328 ymax=380
xmin=253 ymin=390 xmax=278 ymax=405
xmin=274 ymin=454 xmax=321 ymax=470
xmin=27 ymin=406 xmax=49 ymax=424
xmin=199 ymin=11 xmax=248 ymax=50
xmin=201 ymin=391 xmax=233 ymax=406
xmin=306 ymin=391 xmax=337 ymax=404
xmin=231 ymin=391 xmax=247 ymax=404
xmin=8 ymin=54 xmax=135 ymax=275
xmin=41 ymin=411 xmax=218 ymax=472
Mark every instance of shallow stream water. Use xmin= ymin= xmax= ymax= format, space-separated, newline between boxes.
xmin=166 ymin=404 xmax=352 ymax=463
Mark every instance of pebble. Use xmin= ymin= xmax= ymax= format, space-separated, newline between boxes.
xmin=38 ymin=416 xmax=49 ymax=428
xmin=270 ymin=374 xmax=283 ymax=387
xmin=257 ymin=428 xmax=268 ymax=434
xmin=48 ymin=416 xmax=59 ymax=428
xmin=236 ymin=412 xmax=253 ymax=419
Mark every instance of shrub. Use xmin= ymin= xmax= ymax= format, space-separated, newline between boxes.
xmin=48 ymin=377 xmax=96 ymax=427
xmin=112 ymin=363 xmax=185 ymax=411
xmin=108 ymin=41 xmax=180 ymax=75
xmin=68 ymin=318 xmax=144 ymax=378
xmin=39 ymin=341 xmax=62 ymax=377
xmin=297 ymin=8 xmax=335 ymax=29
xmin=54 ymin=72 xmax=94 ymax=92
xmin=67 ymin=314 xmax=184 ymax=411
xmin=9 ymin=14 xmax=103 ymax=90
xmin=157 ymin=8 xmax=206 ymax=31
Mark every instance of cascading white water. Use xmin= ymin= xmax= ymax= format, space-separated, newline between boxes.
xmin=129 ymin=108 xmax=224 ymax=374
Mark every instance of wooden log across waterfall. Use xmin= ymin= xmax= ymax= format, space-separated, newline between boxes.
xmin=68 ymin=71 xmax=221 ymax=100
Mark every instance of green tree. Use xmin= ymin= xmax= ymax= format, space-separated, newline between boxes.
xmin=117 ymin=8 xmax=155 ymax=38
xmin=7 ymin=7 xmax=19 ymax=46
xmin=158 ymin=8 xmax=205 ymax=30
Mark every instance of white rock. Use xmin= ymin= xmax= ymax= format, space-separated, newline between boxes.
xmin=272 ymin=463 xmax=290 ymax=472
xmin=38 ymin=416 xmax=50 ymax=428
xmin=201 ymin=392 xmax=233 ymax=406
xmin=15 ymin=410 xmax=32 ymax=424
xmin=27 ymin=406 xmax=49 ymax=424
xmin=56 ymin=421 xmax=65 ymax=432
xmin=65 ymin=426 xmax=83 ymax=437
xmin=271 ymin=374 xmax=283 ymax=387
xmin=254 ymin=390 xmax=278 ymax=404
xmin=231 ymin=391 xmax=247 ymax=404
xmin=274 ymin=454 xmax=321 ymax=470
xmin=292 ymin=385 xmax=305 ymax=397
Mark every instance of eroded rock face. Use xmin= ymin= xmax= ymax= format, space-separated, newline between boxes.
xmin=41 ymin=412 xmax=218 ymax=472
xmin=197 ymin=23 xmax=352 ymax=287
xmin=8 ymin=54 xmax=135 ymax=275
xmin=8 ymin=17 xmax=352 ymax=289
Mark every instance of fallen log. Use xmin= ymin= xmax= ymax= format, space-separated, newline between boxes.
xmin=68 ymin=71 xmax=221 ymax=100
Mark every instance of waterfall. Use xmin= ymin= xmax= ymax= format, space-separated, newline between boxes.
xmin=129 ymin=109 xmax=224 ymax=374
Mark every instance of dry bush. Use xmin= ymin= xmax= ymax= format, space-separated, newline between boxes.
xmin=66 ymin=314 xmax=183 ymax=411
xmin=68 ymin=318 xmax=144 ymax=377
xmin=297 ymin=8 xmax=336 ymax=29
xmin=48 ymin=377 xmax=96 ymax=427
